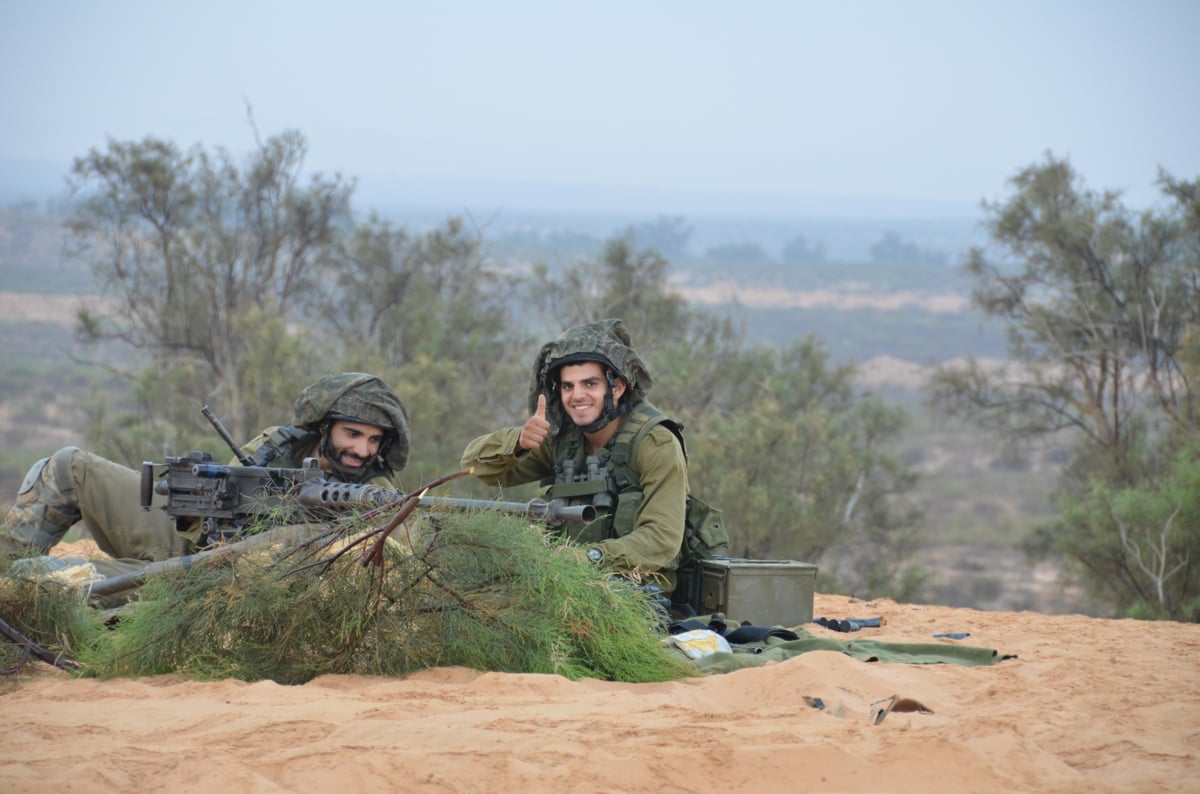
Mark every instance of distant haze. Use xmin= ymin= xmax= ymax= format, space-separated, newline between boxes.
xmin=1 ymin=1 xmax=1197 ymax=218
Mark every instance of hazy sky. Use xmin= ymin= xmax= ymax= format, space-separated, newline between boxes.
xmin=2 ymin=1 xmax=1197 ymax=215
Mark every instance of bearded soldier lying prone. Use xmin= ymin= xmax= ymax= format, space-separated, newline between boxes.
xmin=1 ymin=373 xmax=411 ymax=582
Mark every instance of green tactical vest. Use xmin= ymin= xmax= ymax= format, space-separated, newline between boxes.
xmin=541 ymin=402 xmax=729 ymax=569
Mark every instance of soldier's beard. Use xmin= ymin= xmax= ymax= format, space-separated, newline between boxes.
xmin=318 ymin=432 xmax=374 ymax=481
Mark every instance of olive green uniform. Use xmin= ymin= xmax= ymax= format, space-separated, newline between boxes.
xmin=462 ymin=319 xmax=692 ymax=593
xmin=461 ymin=409 xmax=688 ymax=579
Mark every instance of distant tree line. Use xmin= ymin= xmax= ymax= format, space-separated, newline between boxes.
xmin=602 ymin=214 xmax=942 ymax=266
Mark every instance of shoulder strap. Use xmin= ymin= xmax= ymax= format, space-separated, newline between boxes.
xmin=252 ymin=425 xmax=316 ymax=467
xmin=611 ymin=402 xmax=685 ymax=491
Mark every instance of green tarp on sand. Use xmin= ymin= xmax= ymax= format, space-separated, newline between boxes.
xmin=692 ymin=626 xmax=1013 ymax=675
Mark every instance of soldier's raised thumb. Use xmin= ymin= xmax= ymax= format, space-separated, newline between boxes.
xmin=518 ymin=394 xmax=550 ymax=452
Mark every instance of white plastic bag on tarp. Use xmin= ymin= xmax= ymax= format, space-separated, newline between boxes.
xmin=670 ymin=629 xmax=733 ymax=659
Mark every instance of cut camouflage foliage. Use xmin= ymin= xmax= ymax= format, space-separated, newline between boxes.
xmin=1 ymin=509 xmax=695 ymax=685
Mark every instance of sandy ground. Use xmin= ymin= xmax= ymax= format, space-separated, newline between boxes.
xmin=2 ymin=539 xmax=1198 ymax=794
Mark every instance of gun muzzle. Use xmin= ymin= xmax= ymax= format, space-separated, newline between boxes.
xmin=297 ymin=479 xmax=392 ymax=507
xmin=526 ymin=499 xmax=597 ymax=525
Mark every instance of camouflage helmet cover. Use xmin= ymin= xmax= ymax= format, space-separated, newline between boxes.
xmin=527 ymin=319 xmax=652 ymax=432
xmin=292 ymin=372 xmax=411 ymax=471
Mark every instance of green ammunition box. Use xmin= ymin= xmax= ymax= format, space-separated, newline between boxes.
xmin=699 ymin=558 xmax=818 ymax=627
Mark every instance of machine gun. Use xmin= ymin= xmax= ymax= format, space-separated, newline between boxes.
xmin=139 ymin=452 xmax=595 ymax=547
xmin=138 ymin=404 xmax=595 ymax=547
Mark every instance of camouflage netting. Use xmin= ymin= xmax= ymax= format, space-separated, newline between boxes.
xmin=292 ymin=372 xmax=411 ymax=472
xmin=0 ymin=509 xmax=695 ymax=685
xmin=527 ymin=318 xmax=653 ymax=438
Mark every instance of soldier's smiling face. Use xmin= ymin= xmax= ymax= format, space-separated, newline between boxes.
xmin=557 ymin=362 xmax=625 ymax=428
xmin=324 ymin=420 xmax=385 ymax=470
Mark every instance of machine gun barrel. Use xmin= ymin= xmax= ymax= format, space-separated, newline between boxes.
xmin=290 ymin=481 xmax=596 ymax=525
xmin=416 ymin=496 xmax=596 ymax=526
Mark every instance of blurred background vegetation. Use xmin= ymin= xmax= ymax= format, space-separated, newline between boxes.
xmin=1 ymin=131 xmax=1196 ymax=620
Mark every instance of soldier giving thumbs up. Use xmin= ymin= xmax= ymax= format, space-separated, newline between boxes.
xmin=518 ymin=393 xmax=551 ymax=453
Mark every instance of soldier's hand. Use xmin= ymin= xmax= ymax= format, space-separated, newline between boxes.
xmin=518 ymin=394 xmax=551 ymax=451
